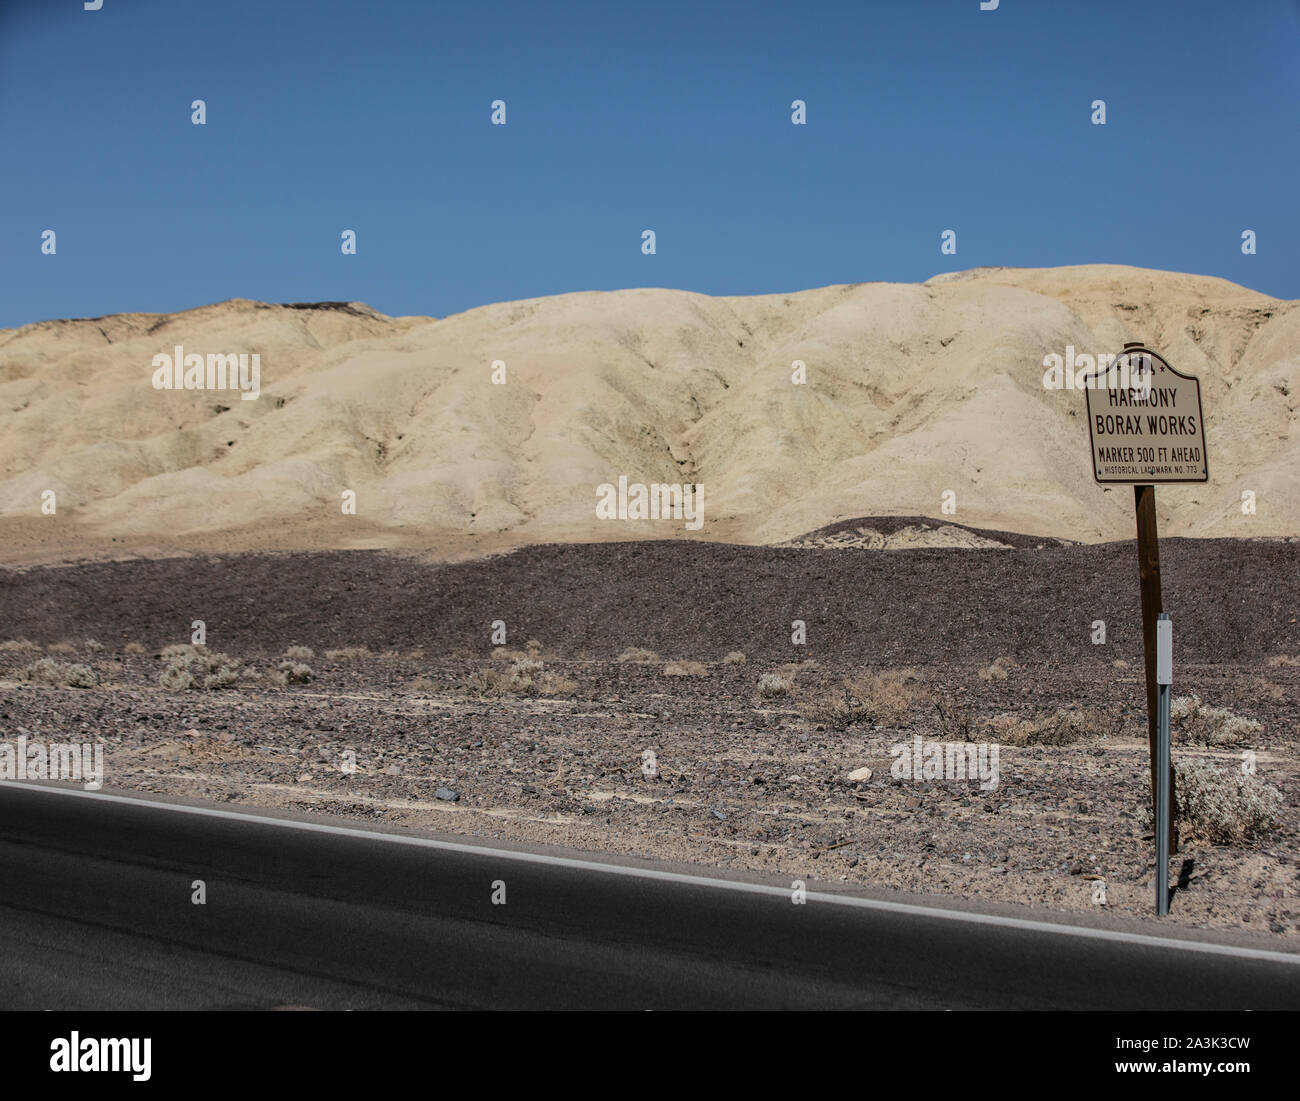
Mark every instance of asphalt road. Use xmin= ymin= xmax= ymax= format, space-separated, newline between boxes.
xmin=1 ymin=783 xmax=1297 ymax=1010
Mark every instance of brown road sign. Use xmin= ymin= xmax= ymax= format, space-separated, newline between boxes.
xmin=1083 ymin=346 xmax=1208 ymax=484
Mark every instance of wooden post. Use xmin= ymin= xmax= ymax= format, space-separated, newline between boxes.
xmin=1134 ymin=482 xmax=1177 ymax=853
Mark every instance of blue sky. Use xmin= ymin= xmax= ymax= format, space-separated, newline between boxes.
xmin=2 ymin=0 xmax=1297 ymax=328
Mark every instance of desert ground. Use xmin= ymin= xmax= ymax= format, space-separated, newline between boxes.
xmin=2 ymin=521 xmax=1297 ymax=936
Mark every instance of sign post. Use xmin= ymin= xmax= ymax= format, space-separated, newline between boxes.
xmin=1156 ymin=613 xmax=1172 ymax=915
xmin=1134 ymin=481 xmax=1167 ymax=852
xmin=1083 ymin=342 xmax=1208 ymax=864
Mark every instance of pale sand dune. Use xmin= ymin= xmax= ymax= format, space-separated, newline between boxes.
xmin=0 ymin=266 xmax=1294 ymax=563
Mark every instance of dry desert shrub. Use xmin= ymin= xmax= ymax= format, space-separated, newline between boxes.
xmin=46 ymin=640 xmax=77 ymax=654
xmin=980 ymin=705 xmax=1122 ymax=747
xmin=765 ymin=661 xmax=814 ymax=692
xmin=722 ymin=651 xmax=747 ymax=665
xmin=617 ymin=647 xmax=661 ymax=663
xmin=490 ymin=647 xmax=531 ymax=661
xmin=84 ymin=639 xmax=105 ymax=653
xmin=800 ymin=669 xmax=925 ymax=729
xmin=932 ymin=700 xmax=974 ymax=741
xmin=324 ymin=646 xmax=372 ymax=661
xmin=0 ymin=638 xmax=40 ymax=652
xmin=1160 ymin=760 xmax=1281 ymax=845
xmin=980 ymin=713 xmax=1037 ymax=744
xmin=407 ymin=674 xmax=438 ymax=694
xmin=1039 ymin=704 xmax=1123 ymax=743
xmin=277 ymin=661 xmax=313 ymax=684
xmin=978 ymin=656 xmax=1018 ymax=682
xmin=800 ymin=682 xmax=866 ymax=726
xmin=933 ymin=702 xmax=1122 ymax=746
xmin=466 ymin=668 xmax=510 ymax=695
xmin=525 ymin=639 xmax=543 ymax=655
xmin=1170 ymin=695 xmax=1261 ymax=747
xmin=20 ymin=658 xmax=98 ymax=689
xmin=123 ymin=642 xmax=147 ymax=654
xmin=283 ymin=645 xmax=314 ymax=660
xmin=1266 ymin=654 xmax=1300 ymax=668
xmin=202 ymin=657 xmax=243 ymax=689
xmin=1049 ymin=706 xmax=1124 ymax=742
xmin=159 ymin=663 xmax=195 ymax=691
xmin=528 ymin=671 xmax=577 ymax=696
xmin=467 ymin=659 xmax=575 ymax=698
xmin=160 ymin=648 xmax=242 ymax=691
xmin=663 ymin=660 xmax=709 ymax=677
xmin=757 ymin=672 xmax=794 ymax=698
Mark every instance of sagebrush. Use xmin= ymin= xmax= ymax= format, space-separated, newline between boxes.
xmin=1151 ymin=759 xmax=1282 ymax=845
xmin=1170 ymin=695 xmax=1260 ymax=747
xmin=160 ymin=646 xmax=243 ymax=691
xmin=20 ymin=658 xmax=98 ymax=689
xmin=800 ymin=670 xmax=924 ymax=729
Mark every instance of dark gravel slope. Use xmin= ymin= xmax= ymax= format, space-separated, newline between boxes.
xmin=1 ymin=530 xmax=1296 ymax=665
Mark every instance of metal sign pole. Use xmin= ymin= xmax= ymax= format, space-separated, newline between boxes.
xmin=1156 ymin=613 xmax=1172 ymax=916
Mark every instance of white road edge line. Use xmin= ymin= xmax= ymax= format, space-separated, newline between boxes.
xmin=5 ymin=780 xmax=1299 ymax=966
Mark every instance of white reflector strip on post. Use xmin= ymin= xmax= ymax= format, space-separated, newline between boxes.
xmin=1157 ymin=614 xmax=1172 ymax=685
